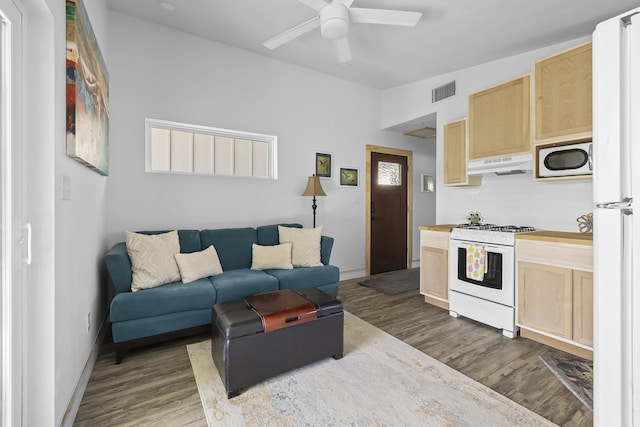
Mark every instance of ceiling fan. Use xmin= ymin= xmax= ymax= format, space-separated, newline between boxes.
xmin=263 ymin=0 xmax=422 ymax=65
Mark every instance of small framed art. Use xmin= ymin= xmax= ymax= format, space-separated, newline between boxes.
xmin=421 ymin=174 xmax=435 ymax=192
xmin=339 ymin=167 xmax=359 ymax=187
xmin=315 ymin=152 xmax=332 ymax=178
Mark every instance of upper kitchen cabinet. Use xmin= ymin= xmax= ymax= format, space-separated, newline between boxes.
xmin=443 ymin=119 xmax=481 ymax=186
xmin=534 ymin=42 xmax=592 ymax=144
xmin=468 ymin=75 xmax=531 ymax=160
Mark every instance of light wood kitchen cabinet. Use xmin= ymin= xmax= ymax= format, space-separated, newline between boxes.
xmin=515 ymin=233 xmax=593 ymax=359
xmin=468 ymin=75 xmax=531 ymax=160
xmin=419 ymin=228 xmax=452 ymax=310
xmin=534 ymin=42 xmax=592 ymax=143
xmin=518 ymin=262 xmax=573 ymax=339
xmin=572 ymin=270 xmax=594 ymax=347
xmin=443 ymin=119 xmax=481 ymax=186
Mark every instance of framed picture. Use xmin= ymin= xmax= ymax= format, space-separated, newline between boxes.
xmin=339 ymin=167 xmax=359 ymax=187
xmin=421 ymin=174 xmax=435 ymax=192
xmin=315 ymin=152 xmax=332 ymax=178
xmin=66 ymin=0 xmax=110 ymax=175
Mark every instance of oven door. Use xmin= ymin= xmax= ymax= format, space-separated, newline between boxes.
xmin=448 ymin=238 xmax=514 ymax=307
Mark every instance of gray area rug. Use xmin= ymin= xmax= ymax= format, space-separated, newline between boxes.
xmin=188 ymin=311 xmax=555 ymax=426
xmin=358 ymin=267 xmax=420 ymax=295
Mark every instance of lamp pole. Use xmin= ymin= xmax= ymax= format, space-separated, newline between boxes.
xmin=311 ymin=195 xmax=318 ymax=228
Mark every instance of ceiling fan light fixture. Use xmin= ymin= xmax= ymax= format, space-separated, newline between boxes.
xmin=320 ymin=2 xmax=349 ymax=40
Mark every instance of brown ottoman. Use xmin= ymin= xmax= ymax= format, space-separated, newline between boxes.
xmin=211 ymin=287 xmax=344 ymax=398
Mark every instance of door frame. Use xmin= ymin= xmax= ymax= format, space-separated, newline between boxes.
xmin=365 ymin=145 xmax=413 ymax=276
xmin=0 ymin=1 xmax=24 ymax=426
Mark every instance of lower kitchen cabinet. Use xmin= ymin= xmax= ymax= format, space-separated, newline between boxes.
xmin=515 ymin=234 xmax=593 ymax=359
xmin=419 ymin=228 xmax=452 ymax=310
xmin=518 ymin=262 xmax=573 ymax=339
xmin=572 ymin=270 xmax=594 ymax=347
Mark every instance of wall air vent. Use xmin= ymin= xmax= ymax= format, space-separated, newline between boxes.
xmin=432 ymin=80 xmax=456 ymax=103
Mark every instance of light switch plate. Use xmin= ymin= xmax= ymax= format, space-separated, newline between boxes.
xmin=62 ymin=174 xmax=71 ymax=200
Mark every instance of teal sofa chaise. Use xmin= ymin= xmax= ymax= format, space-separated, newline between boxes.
xmin=104 ymin=223 xmax=339 ymax=363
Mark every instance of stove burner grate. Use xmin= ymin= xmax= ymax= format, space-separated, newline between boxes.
xmin=456 ymin=224 xmax=535 ymax=233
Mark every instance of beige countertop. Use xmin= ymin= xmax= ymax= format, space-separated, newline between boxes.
xmin=516 ymin=230 xmax=593 ymax=245
xmin=419 ymin=224 xmax=458 ymax=232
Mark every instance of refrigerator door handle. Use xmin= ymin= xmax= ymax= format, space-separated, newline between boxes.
xmin=595 ymin=198 xmax=633 ymax=214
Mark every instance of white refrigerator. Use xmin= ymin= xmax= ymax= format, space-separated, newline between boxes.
xmin=593 ymin=7 xmax=640 ymax=427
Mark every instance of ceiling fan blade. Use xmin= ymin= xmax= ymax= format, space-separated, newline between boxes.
xmin=263 ymin=16 xmax=321 ymax=50
xmin=333 ymin=37 xmax=351 ymax=65
xmin=297 ymin=0 xmax=328 ymax=12
xmin=349 ymin=8 xmax=422 ymax=26
xmin=336 ymin=0 xmax=355 ymax=7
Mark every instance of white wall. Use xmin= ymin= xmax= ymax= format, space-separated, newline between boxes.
xmin=382 ymin=38 xmax=593 ymax=232
xmin=43 ymin=0 xmax=110 ymax=424
xmin=106 ymin=12 xmax=436 ymax=275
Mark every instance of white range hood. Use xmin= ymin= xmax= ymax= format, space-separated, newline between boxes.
xmin=467 ymin=153 xmax=533 ymax=175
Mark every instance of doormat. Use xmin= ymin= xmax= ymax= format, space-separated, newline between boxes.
xmin=539 ymin=354 xmax=593 ymax=411
xmin=358 ymin=268 xmax=420 ymax=295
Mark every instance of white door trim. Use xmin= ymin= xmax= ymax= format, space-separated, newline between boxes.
xmin=0 ymin=1 xmax=24 ymax=426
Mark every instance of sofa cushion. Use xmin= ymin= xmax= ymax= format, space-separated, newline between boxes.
xmin=174 ymin=245 xmax=223 ymax=283
xmin=200 ymin=228 xmax=257 ymax=271
xmin=209 ymin=269 xmax=279 ymax=303
xmin=251 ymin=243 xmax=293 ymax=270
xmin=266 ymin=265 xmax=340 ymax=291
xmin=110 ymin=278 xmax=216 ymax=322
xmin=278 ymin=226 xmax=323 ymax=267
xmin=126 ymin=230 xmax=181 ymax=291
xmin=256 ymin=223 xmax=302 ymax=246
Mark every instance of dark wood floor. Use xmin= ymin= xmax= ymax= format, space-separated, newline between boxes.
xmin=74 ymin=274 xmax=593 ymax=426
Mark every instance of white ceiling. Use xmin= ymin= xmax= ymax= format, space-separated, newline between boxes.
xmin=106 ymin=0 xmax=639 ymax=90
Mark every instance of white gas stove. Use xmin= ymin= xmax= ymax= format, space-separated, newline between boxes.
xmin=450 ymin=224 xmax=536 ymax=246
xmin=448 ymin=223 xmax=535 ymax=337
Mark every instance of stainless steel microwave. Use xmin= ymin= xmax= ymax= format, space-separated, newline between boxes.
xmin=538 ymin=142 xmax=593 ymax=177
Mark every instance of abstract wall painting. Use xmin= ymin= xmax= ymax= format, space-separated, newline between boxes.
xmin=66 ymin=0 xmax=109 ymax=175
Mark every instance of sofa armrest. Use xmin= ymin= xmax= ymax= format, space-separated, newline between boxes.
xmin=320 ymin=235 xmax=334 ymax=265
xmin=104 ymin=242 xmax=133 ymax=295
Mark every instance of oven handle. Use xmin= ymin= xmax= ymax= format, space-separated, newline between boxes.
xmin=449 ymin=241 xmax=512 ymax=253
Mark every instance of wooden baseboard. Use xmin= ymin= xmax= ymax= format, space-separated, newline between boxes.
xmin=423 ymin=296 xmax=449 ymax=311
xmin=521 ymin=328 xmax=593 ymax=360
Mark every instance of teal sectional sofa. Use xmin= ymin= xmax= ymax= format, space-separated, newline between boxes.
xmin=104 ymin=223 xmax=339 ymax=363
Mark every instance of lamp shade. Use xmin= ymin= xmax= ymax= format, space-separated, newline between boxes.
xmin=301 ymin=175 xmax=327 ymax=197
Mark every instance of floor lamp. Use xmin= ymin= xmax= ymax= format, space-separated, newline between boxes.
xmin=301 ymin=175 xmax=327 ymax=228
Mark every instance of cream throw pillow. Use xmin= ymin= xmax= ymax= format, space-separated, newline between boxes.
xmin=251 ymin=243 xmax=293 ymax=270
xmin=126 ymin=230 xmax=181 ymax=292
xmin=174 ymin=245 xmax=223 ymax=283
xmin=278 ymin=226 xmax=323 ymax=267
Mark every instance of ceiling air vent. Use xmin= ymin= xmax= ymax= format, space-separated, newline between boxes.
xmin=432 ymin=81 xmax=456 ymax=103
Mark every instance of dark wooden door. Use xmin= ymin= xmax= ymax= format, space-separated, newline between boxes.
xmin=370 ymin=152 xmax=408 ymax=274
